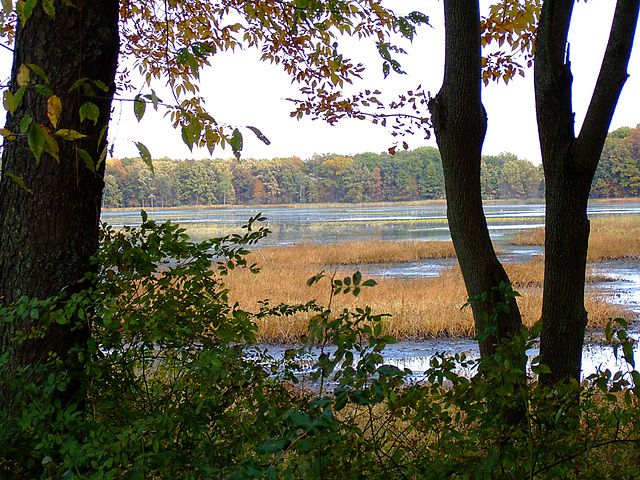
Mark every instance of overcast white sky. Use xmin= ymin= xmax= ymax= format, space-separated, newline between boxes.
xmin=4 ymin=2 xmax=639 ymax=165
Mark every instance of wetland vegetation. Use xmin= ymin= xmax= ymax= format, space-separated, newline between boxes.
xmin=101 ymin=203 xmax=640 ymax=343
xmin=226 ymin=220 xmax=636 ymax=342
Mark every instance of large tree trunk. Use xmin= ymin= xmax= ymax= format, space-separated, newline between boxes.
xmin=0 ymin=1 xmax=119 ymax=409
xmin=429 ymin=0 xmax=523 ymax=359
xmin=535 ymin=0 xmax=639 ymax=384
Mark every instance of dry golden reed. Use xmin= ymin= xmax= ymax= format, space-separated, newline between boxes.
xmin=222 ymin=240 xmax=631 ymax=342
xmin=512 ymin=215 xmax=640 ymax=261
xmin=251 ymin=239 xmax=457 ymax=266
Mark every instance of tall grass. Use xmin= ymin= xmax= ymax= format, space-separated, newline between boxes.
xmin=223 ymin=240 xmax=630 ymax=342
xmin=511 ymin=215 xmax=640 ymax=260
xmin=252 ymin=239 xmax=458 ymax=265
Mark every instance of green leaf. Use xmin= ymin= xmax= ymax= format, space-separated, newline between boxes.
xmin=133 ymin=94 xmax=146 ymax=122
xmin=231 ymin=128 xmax=243 ymax=159
xmin=362 ymin=279 xmax=377 ymax=287
xmin=42 ymin=0 xmax=55 ymax=19
xmin=135 ymin=142 xmax=154 ymax=174
xmin=4 ymin=87 xmax=26 ymax=115
xmin=13 ymin=86 xmax=26 ymax=111
xmin=181 ymin=116 xmax=201 ymax=152
xmin=377 ymin=365 xmax=404 ymax=377
xmin=97 ymin=125 xmax=108 ymax=148
xmin=27 ymin=123 xmax=45 ymax=162
xmin=33 ymin=84 xmax=54 ymax=98
xmin=623 ymin=341 xmax=635 ymax=368
xmin=181 ymin=125 xmax=195 ymax=151
xmin=96 ymin=143 xmax=108 ymax=168
xmin=382 ymin=62 xmax=390 ymax=78
xmin=77 ymin=148 xmax=95 ymax=172
xmin=259 ymin=438 xmax=287 ymax=454
xmin=93 ymin=79 xmax=109 ymax=92
xmin=353 ymin=271 xmax=362 ymax=285
xmin=79 ymin=102 xmax=100 ymax=125
xmin=69 ymin=78 xmax=95 ymax=96
xmin=18 ymin=0 xmax=37 ymax=25
xmin=247 ymin=126 xmax=271 ymax=145
xmin=19 ymin=113 xmax=32 ymax=133
xmin=5 ymin=173 xmax=32 ymax=194
xmin=42 ymin=128 xmax=59 ymax=162
xmin=2 ymin=0 xmax=12 ymax=15
xmin=144 ymin=89 xmax=162 ymax=110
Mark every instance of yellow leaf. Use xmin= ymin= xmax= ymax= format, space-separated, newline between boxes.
xmin=54 ymin=128 xmax=86 ymax=140
xmin=0 ymin=127 xmax=15 ymax=140
xmin=3 ymin=90 xmax=14 ymax=114
xmin=17 ymin=64 xmax=29 ymax=87
xmin=47 ymin=95 xmax=62 ymax=128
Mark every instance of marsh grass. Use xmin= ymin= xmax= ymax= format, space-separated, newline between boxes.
xmin=252 ymin=239 xmax=458 ymax=265
xmin=511 ymin=215 xmax=640 ymax=260
xmin=224 ymin=241 xmax=629 ymax=342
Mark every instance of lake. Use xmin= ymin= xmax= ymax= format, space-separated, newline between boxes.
xmin=101 ymin=201 xmax=640 ymax=248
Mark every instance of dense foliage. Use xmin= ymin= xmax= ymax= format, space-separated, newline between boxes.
xmin=591 ymin=125 xmax=640 ymax=198
xmin=102 ymin=124 xmax=640 ymax=209
xmin=2 ymin=217 xmax=639 ymax=479
xmin=102 ymin=147 xmax=549 ymax=208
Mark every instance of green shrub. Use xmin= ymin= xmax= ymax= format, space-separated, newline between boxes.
xmin=1 ymin=213 xmax=639 ymax=479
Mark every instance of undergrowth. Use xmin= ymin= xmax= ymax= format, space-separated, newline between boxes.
xmin=1 ymin=213 xmax=639 ymax=479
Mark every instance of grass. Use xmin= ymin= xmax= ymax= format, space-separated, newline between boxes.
xmin=511 ymin=215 xmax=640 ymax=261
xmin=252 ymin=239 xmax=458 ymax=265
xmin=223 ymin=240 xmax=632 ymax=342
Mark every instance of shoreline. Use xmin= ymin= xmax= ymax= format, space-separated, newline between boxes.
xmin=101 ymin=196 xmax=640 ymax=214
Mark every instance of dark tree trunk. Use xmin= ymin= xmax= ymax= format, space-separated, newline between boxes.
xmin=429 ymin=0 xmax=523 ymax=359
xmin=535 ymin=0 xmax=639 ymax=384
xmin=0 ymin=1 xmax=119 ymax=409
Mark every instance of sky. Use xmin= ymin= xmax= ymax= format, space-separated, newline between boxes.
xmin=3 ymin=2 xmax=640 ymax=166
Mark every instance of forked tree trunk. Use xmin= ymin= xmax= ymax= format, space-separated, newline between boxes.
xmin=0 ymin=1 xmax=119 ymax=410
xmin=535 ymin=0 xmax=639 ymax=383
xmin=429 ymin=0 xmax=524 ymax=359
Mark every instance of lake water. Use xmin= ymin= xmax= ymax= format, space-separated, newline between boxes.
xmin=102 ymin=201 xmax=640 ymax=379
xmin=102 ymin=201 xmax=640 ymax=247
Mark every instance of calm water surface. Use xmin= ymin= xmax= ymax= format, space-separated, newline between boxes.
xmin=102 ymin=202 xmax=640 ymax=247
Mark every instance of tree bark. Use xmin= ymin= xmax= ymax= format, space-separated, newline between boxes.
xmin=429 ymin=0 xmax=523 ymax=359
xmin=0 ymin=1 xmax=119 ymax=409
xmin=535 ymin=0 xmax=639 ymax=383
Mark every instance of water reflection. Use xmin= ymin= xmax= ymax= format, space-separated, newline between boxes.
xmin=258 ymin=334 xmax=640 ymax=383
xmin=102 ymin=202 xmax=639 ymax=248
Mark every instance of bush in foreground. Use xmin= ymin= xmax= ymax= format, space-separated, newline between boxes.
xmin=1 ymin=215 xmax=639 ymax=479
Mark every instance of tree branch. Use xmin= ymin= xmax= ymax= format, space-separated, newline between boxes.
xmin=577 ymin=0 xmax=640 ymax=175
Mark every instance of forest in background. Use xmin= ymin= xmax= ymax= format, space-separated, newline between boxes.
xmin=103 ymin=125 xmax=640 ymax=208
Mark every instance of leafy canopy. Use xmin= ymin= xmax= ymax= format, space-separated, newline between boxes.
xmin=0 ymin=0 xmax=537 ymax=162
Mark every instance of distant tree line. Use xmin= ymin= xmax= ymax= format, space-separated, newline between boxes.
xmin=591 ymin=125 xmax=640 ymax=198
xmin=101 ymin=125 xmax=640 ymax=208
